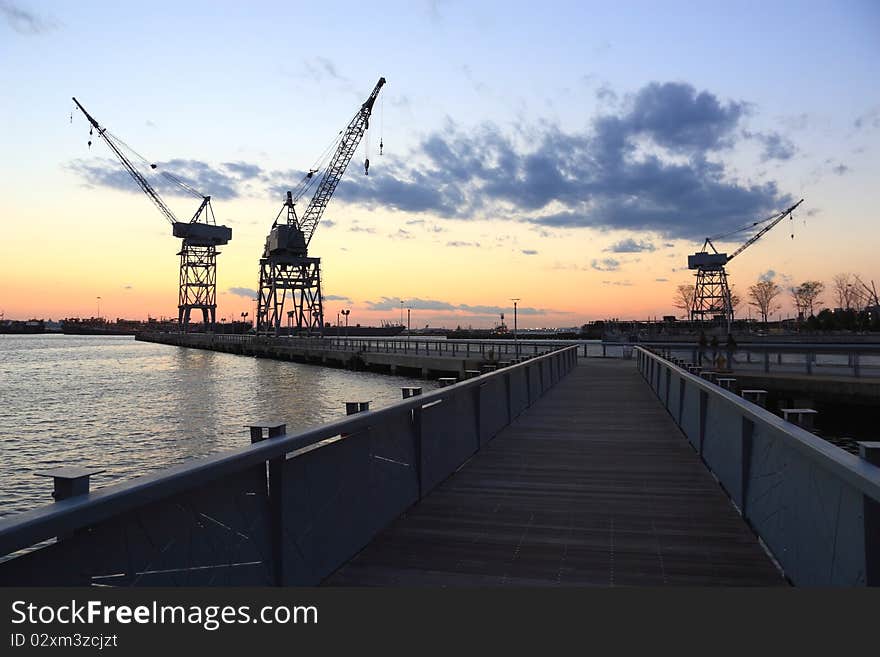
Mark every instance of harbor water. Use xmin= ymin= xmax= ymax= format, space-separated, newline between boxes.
xmin=0 ymin=334 xmax=436 ymax=517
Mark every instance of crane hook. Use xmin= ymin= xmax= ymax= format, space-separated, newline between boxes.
xmin=364 ymin=158 xmax=370 ymax=175
xmin=379 ymin=138 xmax=383 ymax=156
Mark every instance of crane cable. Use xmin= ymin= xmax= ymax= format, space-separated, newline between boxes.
xmin=379 ymin=93 xmax=384 ymax=156
xmin=708 ymin=207 xmax=787 ymax=242
xmin=103 ymin=127 xmax=205 ymax=200
xmin=291 ymin=128 xmax=346 ymax=204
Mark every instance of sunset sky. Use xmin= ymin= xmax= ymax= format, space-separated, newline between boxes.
xmin=1 ymin=1 xmax=878 ymax=327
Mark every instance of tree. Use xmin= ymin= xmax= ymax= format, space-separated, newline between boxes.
xmin=791 ymin=281 xmax=825 ymax=319
xmin=729 ymin=286 xmax=742 ymax=316
xmin=832 ymin=273 xmax=858 ymax=310
xmin=748 ymin=280 xmax=782 ymax=323
xmin=673 ymin=284 xmax=694 ymax=319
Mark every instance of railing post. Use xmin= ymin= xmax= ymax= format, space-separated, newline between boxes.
xmin=246 ymin=421 xmax=286 ymax=585
xmin=858 ymin=442 xmax=880 ymax=586
xmin=854 ymin=353 xmax=861 ymax=378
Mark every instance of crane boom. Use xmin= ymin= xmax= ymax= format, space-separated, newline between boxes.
xmin=72 ymin=97 xmax=178 ymax=226
xmin=726 ymin=198 xmax=804 ymax=262
xmin=297 ymin=77 xmax=386 ymax=246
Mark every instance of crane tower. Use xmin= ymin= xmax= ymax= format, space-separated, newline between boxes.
xmin=72 ymin=98 xmax=232 ymax=331
xmin=257 ymin=77 xmax=386 ymax=336
xmin=688 ymin=199 xmax=804 ymax=331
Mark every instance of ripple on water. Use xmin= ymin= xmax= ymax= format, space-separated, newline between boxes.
xmin=0 ymin=335 xmax=436 ymax=516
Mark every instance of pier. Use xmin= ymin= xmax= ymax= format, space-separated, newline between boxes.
xmin=1 ymin=345 xmax=878 ymax=586
xmin=135 ymin=332 xmax=597 ymax=378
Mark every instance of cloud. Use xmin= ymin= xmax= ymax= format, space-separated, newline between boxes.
xmin=521 ymin=249 xmax=538 ymax=255
xmin=744 ymin=130 xmax=797 ymax=161
xmin=390 ymin=228 xmax=414 ymax=240
xmin=602 ymin=280 xmax=633 ymax=286
xmin=364 ymin=296 xmax=555 ymax=316
xmin=655 ymin=278 xmax=669 ymax=282
xmin=591 ymin=258 xmax=620 ymax=271
xmin=335 ymin=81 xmax=791 ymax=240
xmin=302 ymin=56 xmax=346 ymax=83
xmin=832 ymin=163 xmax=850 ymax=176
xmin=123 ymin=285 xmax=133 ymax=290
xmin=228 ymin=287 xmax=258 ymax=298
xmin=854 ymin=107 xmax=880 ymax=130
xmin=323 ymin=294 xmax=352 ymax=303
xmin=349 ymin=224 xmax=376 ymax=234
xmin=758 ymin=270 xmax=776 ymax=282
xmin=605 ymin=238 xmax=656 ymax=253
xmin=446 ymin=240 xmax=480 ymax=248
xmin=0 ymin=1 xmax=58 ymax=34
xmin=67 ymin=157 xmax=261 ymax=201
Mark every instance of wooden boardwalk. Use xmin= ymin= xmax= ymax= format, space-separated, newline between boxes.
xmin=325 ymin=359 xmax=785 ymax=586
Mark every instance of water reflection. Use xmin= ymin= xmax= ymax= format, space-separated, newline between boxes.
xmin=0 ymin=335 xmax=435 ymax=516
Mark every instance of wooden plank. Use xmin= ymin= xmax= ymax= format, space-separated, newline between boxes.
xmin=325 ymin=359 xmax=785 ymax=587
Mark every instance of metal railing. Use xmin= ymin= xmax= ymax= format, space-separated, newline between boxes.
xmin=0 ymin=347 xmax=579 ymax=586
xmin=643 ymin=341 xmax=880 ymax=378
xmin=145 ymin=332 xmax=634 ymax=359
xmin=636 ymin=346 xmax=880 ymax=586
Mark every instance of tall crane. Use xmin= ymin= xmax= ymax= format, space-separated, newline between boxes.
xmin=688 ymin=198 xmax=804 ymax=331
xmin=257 ymin=77 xmax=386 ymax=336
xmin=72 ymin=98 xmax=232 ymax=331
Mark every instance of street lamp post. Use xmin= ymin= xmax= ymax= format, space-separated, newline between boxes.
xmin=96 ymin=296 xmax=101 ymax=320
xmin=400 ymin=300 xmax=404 ymax=327
xmin=341 ymin=309 xmax=350 ymax=347
xmin=510 ymin=298 xmax=520 ymax=357
xmin=287 ymin=310 xmax=294 ymax=335
xmin=407 ymin=308 xmax=411 ymax=334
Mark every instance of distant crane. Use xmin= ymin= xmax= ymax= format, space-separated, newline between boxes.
xmin=72 ymin=98 xmax=232 ymax=331
xmin=688 ymin=198 xmax=804 ymax=331
xmin=257 ymin=77 xmax=386 ymax=336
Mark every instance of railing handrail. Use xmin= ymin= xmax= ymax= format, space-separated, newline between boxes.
xmin=635 ymin=346 xmax=880 ymax=503
xmin=637 ymin=341 xmax=880 ymax=354
xmin=0 ymin=345 xmax=578 ymax=557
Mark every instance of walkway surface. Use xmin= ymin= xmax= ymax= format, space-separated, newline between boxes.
xmin=326 ymin=359 xmax=785 ymax=586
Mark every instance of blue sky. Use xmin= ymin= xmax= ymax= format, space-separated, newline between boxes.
xmin=1 ymin=0 xmax=878 ymax=323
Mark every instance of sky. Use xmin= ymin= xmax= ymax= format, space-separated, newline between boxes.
xmin=1 ymin=0 xmax=878 ymax=327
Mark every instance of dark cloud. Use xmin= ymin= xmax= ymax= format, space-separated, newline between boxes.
xmin=349 ymin=225 xmax=376 ymax=234
xmin=334 ymin=81 xmax=791 ymax=240
xmin=1 ymin=1 xmax=57 ymax=34
xmin=228 ymin=287 xmax=257 ymax=298
xmin=605 ymin=238 xmax=656 ymax=253
xmin=759 ymin=270 xmax=776 ymax=282
xmin=655 ymin=278 xmax=669 ymax=282
xmin=67 ymin=157 xmax=260 ymax=201
xmin=744 ymin=130 xmax=797 ymax=161
xmin=521 ymin=249 xmax=539 ymax=255
xmin=591 ymin=258 xmax=620 ymax=272
xmin=222 ymin=161 xmax=263 ymax=179
xmin=832 ymin=163 xmax=850 ymax=176
xmin=323 ymin=294 xmax=352 ymax=302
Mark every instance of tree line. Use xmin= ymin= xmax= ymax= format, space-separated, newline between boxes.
xmin=673 ymin=273 xmax=879 ymax=328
